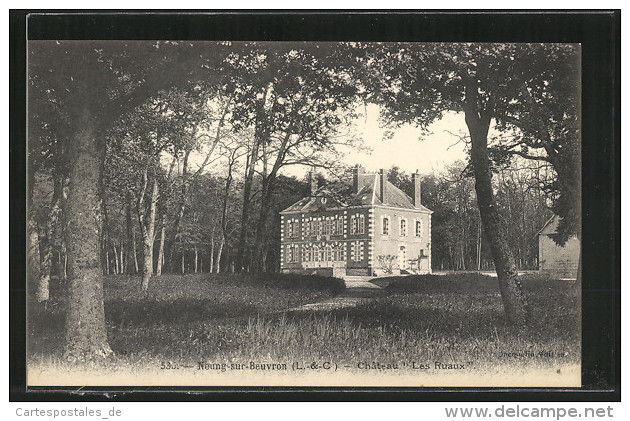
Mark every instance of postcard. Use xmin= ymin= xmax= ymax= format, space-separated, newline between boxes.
xmin=26 ymin=38 xmax=581 ymax=388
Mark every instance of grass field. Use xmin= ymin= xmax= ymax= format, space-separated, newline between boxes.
xmin=27 ymin=272 xmax=580 ymax=386
xmin=28 ymin=273 xmax=344 ymax=366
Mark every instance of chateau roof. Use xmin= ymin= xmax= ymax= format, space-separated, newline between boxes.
xmin=281 ymin=173 xmax=432 ymax=214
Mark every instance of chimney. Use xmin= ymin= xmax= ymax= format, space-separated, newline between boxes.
xmin=412 ymin=171 xmax=421 ymax=207
xmin=379 ymin=169 xmax=386 ymax=203
xmin=309 ymin=168 xmax=318 ymax=195
xmin=352 ymin=164 xmax=364 ymax=193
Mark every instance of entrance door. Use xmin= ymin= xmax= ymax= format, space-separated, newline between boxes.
xmin=399 ymin=246 xmax=407 ymax=270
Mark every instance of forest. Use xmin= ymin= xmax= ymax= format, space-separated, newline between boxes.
xmin=27 ymin=41 xmax=580 ymax=358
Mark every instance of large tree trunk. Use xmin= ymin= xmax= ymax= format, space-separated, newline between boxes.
xmin=166 ymin=149 xmax=190 ymax=272
xmin=215 ymin=237 xmax=224 ymax=274
xmin=64 ymin=108 xmax=112 ymax=360
xmin=113 ymin=244 xmax=119 ymax=274
xmin=27 ymin=159 xmax=40 ymax=296
xmin=119 ymin=242 xmax=124 ymax=275
xmin=209 ymin=237 xmax=214 ymax=274
xmin=125 ymin=191 xmax=139 ymax=274
xmin=35 ymin=170 xmax=64 ymax=304
xmin=194 ymin=246 xmax=198 ymax=273
xmin=49 ymin=173 xmax=66 ymax=279
xmin=36 ymin=219 xmax=51 ymax=303
xmin=465 ymin=107 xmax=529 ymax=325
xmin=100 ymin=177 xmax=112 ymax=276
xmin=27 ymin=216 xmax=41 ymax=299
xmin=140 ymin=176 xmax=158 ymax=291
xmin=236 ymin=84 xmax=273 ymax=272
xmin=156 ymin=220 xmax=166 ymax=276
xmin=235 ymin=144 xmax=258 ymax=272
xmin=51 ymin=178 xmax=67 ymax=280
xmin=252 ymin=177 xmax=272 ymax=273
xmin=62 ymin=242 xmax=68 ymax=280
xmin=476 ymin=219 xmax=482 ymax=272
xmin=251 ymin=119 xmax=294 ymax=273
xmin=105 ymin=250 xmax=110 ymax=275
xmin=216 ymin=153 xmax=234 ymax=275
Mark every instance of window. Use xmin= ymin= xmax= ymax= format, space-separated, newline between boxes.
xmin=351 ymin=241 xmax=363 ymax=262
xmin=415 ymin=220 xmax=423 ymax=237
xmin=400 ymin=218 xmax=407 ymax=236
xmin=326 ymin=218 xmax=334 ymax=236
xmin=313 ymin=245 xmax=320 ymax=262
xmin=351 ymin=213 xmax=365 ymax=235
xmin=333 ymin=244 xmax=343 ymax=261
xmin=287 ymin=219 xmax=299 ymax=239
xmin=382 ymin=217 xmax=390 ymax=235
xmin=286 ymin=244 xmax=298 ymax=263
xmin=325 ymin=245 xmax=332 ymax=262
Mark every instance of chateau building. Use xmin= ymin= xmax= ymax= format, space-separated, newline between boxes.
xmin=280 ymin=166 xmax=433 ymax=277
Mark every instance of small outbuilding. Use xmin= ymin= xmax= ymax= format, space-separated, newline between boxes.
xmin=537 ymin=215 xmax=580 ymax=279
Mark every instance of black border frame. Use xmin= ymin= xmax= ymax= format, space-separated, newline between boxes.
xmin=9 ymin=10 xmax=621 ymax=401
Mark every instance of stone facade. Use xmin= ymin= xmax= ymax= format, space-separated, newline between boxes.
xmin=537 ymin=215 xmax=580 ymax=279
xmin=280 ymin=166 xmax=433 ymax=277
xmin=372 ymin=206 xmax=431 ymax=275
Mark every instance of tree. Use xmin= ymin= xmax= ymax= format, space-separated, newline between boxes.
xmin=214 ymin=141 xmax=246 ymax=273
xmin=488 ymin=45 xmax=580 ymax=244
xmin=108 ymin=88 xmax=211 ymax=290
xmin=250 ymin=48 xmax=361 ymax=272
xmin=217 ymin=43 xmax=361 ymax=272
xmin=28 ymin=42 xmax=118 ymax=359
xmin=28 ymin=40 xmax=230 ymax=359
xmin=27 ymin=48 xmax=73 ymax=304
xmin=367 ymin=43 xmax=579 ymax=324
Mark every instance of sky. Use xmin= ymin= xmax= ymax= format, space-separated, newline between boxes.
xmin=187 ymin=103 xmax=471 ymax=181
xmin=344 ymin=104 xmax=468 ymax=176
xmin=280 ymin=103 xmax=470 ymax=178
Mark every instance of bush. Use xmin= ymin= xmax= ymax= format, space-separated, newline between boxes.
xmin=383 ymin=272 xmax=571 ymax=294
xmin=384 ymin=273 xmax=497 ymax=293
xmin=376 ymin=255 xmax=398 ymax=274
xmin=258 ymin=273 xmax=346 ymax=295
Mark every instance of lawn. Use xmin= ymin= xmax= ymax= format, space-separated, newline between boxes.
xmin=225 ymin=273 xmax=580 ymax=374
xmin=27 ymin=273 xmax=344 ymax=368
xmin=27 ymin=272 xmax=581 ymax=387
